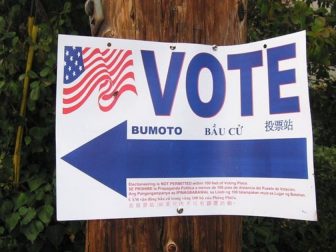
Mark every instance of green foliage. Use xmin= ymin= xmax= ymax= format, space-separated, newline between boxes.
xmin=249 ymin=0 xmax=336 ymax=78
xmin=244 ymin=1 xmax=336 ymax=251
xmin=0 ymin=0 xmax=89 ymax=251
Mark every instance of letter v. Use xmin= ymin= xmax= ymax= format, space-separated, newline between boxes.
xmin=141 ymin=51 xmax=185 ymax=115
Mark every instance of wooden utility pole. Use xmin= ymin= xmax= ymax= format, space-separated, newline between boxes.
xmin=85 ymin=1 xmax=247 ymax=251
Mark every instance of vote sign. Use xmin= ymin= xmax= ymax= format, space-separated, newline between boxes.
xmin=56 ymin=31 xmax=317 ymax=221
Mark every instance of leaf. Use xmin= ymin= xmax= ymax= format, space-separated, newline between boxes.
xmin=29 ymin=127 xmax=48 ymax=142
xmin=24 ymin=135 xmax=32 ymax=146
xmin=0 ymin=31 xmax=16 ymax=41
xmin=14 ymin=193 xmax=29 ymax=210
xmin=21 ymin=220 xmax=44 ymax=242
xmin=18 ymin=206 xmax=29 ymax=216
xmin=27 ymin=70 xmax=38 ymax=79
xmin=43 ymin=76 xmax=56 ymax=87
xmin=46 ymin=224 xmax=66 ymax=247
xmin=35 ymin=188 xmax=45 ymax=201
xmin=0 ymin=199 xmax=14 ymax=218
xmin=38 ymin=205 xmax=54 ymax=224
xmin=40 ymin=67 xmax=50 ymax=77
xmin=30 ymin=86 xmax=40 ymax=101
xmin=315 ymin=16 xmax=326 ymax=28
xmin=21 ymin=207 xmax=37 ymax=225
xmin=5 ymin=212 xmax=20 ymax=232
xmin=30 ymin=80 xmax=40 ymax=89
xmin=11 ymin=36 xmax=19 ymax=47
xmin=19 ymin=73 xmax=26 ymax=81
xmin=27 ymin=99 xmax=37 ymax=112
xmin=43 ymin=183 xmax=52 ymax=192
xmin=27 ymin=176 xmax=45 ymax=191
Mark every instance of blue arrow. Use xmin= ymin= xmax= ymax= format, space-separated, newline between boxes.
xmin=62 ymin=121 xmax=308 ymax=197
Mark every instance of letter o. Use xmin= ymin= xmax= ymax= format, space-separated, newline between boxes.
xmin=158 ymin=127 xmax=166 ymax=135
xmin=186 ymin=53 xmax=225 ymax=117
xmin=175 ymin=127 xmax=182 ymax=135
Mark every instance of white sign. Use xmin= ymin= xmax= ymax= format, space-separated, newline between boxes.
xmin=56 ymin=31 xmax=317 ymax=221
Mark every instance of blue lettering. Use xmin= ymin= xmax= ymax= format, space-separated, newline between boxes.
xmin=167 ymin=127 xmax=174 ymax=135
xmin=267 ymin=43 xmax=299 ymax=114
xmin=175 ymin=127 xmax=182 ymax=135
xmin=148 ymin=127 xmax=158 ymax=134
xmin=158 ymin=127 xmax=166 ymax=134
xmin=140 ymin=127 xmax=147 ymax=134
xmin=131 ymin=126 xmax=182 ymax=135
xmin=186 ymin=53 xmax=225 ymax=117
xmin=132 ymin=126 xmax=139 ymax=134
xmin=141 ymin=51 xmax=185 ymax=115
xmin=228 ymin=50 xmax=263 ymax=116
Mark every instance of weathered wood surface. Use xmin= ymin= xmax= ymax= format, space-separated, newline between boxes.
xmin=86 ymin=0 xmax=247 ymax=251
xmin=86 ymin=216 xmax=243 ymax=252
xmin=98 ymin=0 xmax=246 ymax=45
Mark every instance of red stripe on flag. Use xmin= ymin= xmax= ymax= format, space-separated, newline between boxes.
xmin=62 ymin=48 xmax=136 ymax=114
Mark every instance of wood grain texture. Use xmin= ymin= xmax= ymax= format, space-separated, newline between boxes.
xmin=86 ymin=0 xmax=247 ymax=251
xmin=86 ymin=216 xmax=242 ymax=252
xmin=99 ymin=0 xmax=247 ymax=44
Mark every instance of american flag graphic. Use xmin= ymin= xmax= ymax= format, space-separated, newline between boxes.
xmin=62 ymin=46 xmax=137 ymax=114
